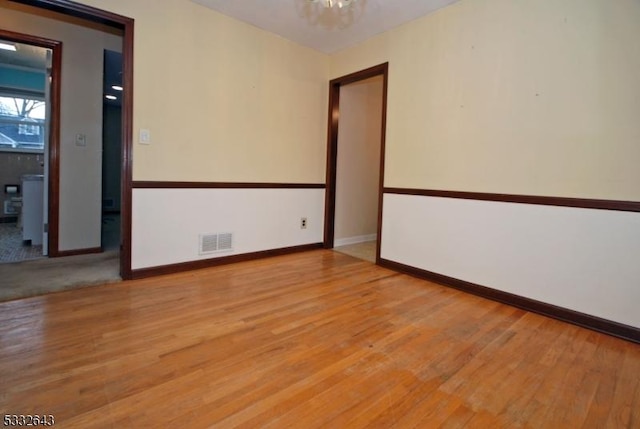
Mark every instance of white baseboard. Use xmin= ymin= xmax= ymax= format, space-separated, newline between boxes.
xmin=334 ymin=234 xmax=377 ymax=247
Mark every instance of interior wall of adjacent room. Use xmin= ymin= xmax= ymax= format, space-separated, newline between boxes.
xmin=335 ymin=76 xmax=383 ymax=244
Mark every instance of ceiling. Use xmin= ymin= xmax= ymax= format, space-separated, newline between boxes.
xmin=0 ymin=40 xmax=48 ymax=70
xmin=190 ymin=0 xmax=461 ymax=54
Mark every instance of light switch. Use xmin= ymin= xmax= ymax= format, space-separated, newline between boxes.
xmin=139 ymin=129 xmax=151 ymax=145
xmin=75 ymin=133 xmax=86 ymax=147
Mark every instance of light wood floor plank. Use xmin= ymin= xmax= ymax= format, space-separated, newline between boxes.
xmin=0 ymin=250 xmax=638 ymax=428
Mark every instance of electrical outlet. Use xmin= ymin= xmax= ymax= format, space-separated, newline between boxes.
xmin=300 ymin=217 xmax=307 ymax=229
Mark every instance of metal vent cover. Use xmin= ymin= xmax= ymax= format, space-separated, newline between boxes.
xmin=217 ymin=233 xmax=233 ymax=251
xmin=199 ymin=232 xmax=233 ymax=255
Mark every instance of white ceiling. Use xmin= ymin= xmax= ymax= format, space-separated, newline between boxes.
xmin=190 ymin=0 xmax=461 ymax=54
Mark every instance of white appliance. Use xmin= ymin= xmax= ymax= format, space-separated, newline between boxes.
xmin=22 ymin=174 xmax=44 ymax=246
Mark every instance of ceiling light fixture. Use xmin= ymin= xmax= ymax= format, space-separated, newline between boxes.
xmin=0 ymin=42 xmax=17 ymax=51
xmin=309 ymin=0 xmax=357 ymax=9
xmin=105 ymin=95 xmax=117 ymax=100
xmin=111 ymin=85 xmax=123 ymax=91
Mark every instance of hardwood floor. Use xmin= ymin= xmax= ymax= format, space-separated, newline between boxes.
xmin=334 ymin=241 xmax=376 ymax=263
xmin=0 ymin=250 xmax=638 ymax=428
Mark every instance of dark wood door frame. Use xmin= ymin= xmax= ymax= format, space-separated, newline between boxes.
xmin=9 ymin=0 xmax=135 ymax=279
xmin=0 ymin=28 xmax=62 ymax=258
xmin=323 ymin=62 xmax=389 ymax=264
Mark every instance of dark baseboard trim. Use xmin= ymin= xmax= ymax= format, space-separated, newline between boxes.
xmin=383 ymin=188 xmax=640 ymax=213
xmin=131 ymin=243 xmax=324 ymax=279
xmin=133 ymin=181 xmax=326 ymax=189
xmin=378 ymin=258 xmax=640 ymax=344
xmin=53 ymin=247 xmax=102 ymax=258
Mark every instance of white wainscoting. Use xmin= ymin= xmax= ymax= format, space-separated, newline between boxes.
xmin=381 ymin=193 xmax=640 ymax=328
xmin=132 ymin=188 xmax=325 ymax=269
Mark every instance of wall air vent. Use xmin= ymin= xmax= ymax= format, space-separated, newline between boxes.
xmin=199 ymin=232 xmax=233 ymax=255
xmin=217 ymin=233 xmax=233 ymax=251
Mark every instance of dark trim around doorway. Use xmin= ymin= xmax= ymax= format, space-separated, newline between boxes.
xmin=9 ymin=0 xmax=135 ymax=279
xmin=323 ymin=63 xmax=389 ymax=264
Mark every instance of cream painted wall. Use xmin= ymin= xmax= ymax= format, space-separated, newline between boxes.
xmin=331 ymin=0 xmax=640 ymax=201
xmin=0 ymin=2 xmax=123 ymax=251
xmin=335 ymin=76 xmax=383 ymax=242
xmin=74 ymin=0 xmax=330 ymax=183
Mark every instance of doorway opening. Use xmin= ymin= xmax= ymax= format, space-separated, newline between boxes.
xmin=102 ymin=49 xmax=122 ymax=253
xmin=0 ymin=32 xmax=60 ymax=264
xmin=1 ymin=0 xmax=134 ymax=282
xmin=324 ymin=63 xmax=388 ymax=264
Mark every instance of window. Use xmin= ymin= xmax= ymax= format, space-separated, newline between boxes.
xmin=0 ymin=94 xmax=46 ymax=153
